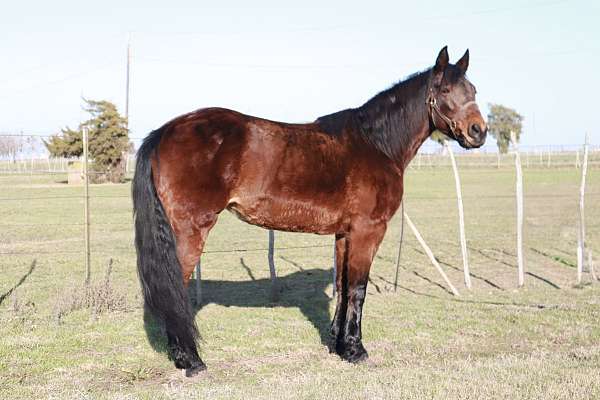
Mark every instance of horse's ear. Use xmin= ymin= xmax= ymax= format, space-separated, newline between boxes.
xmin=433 ymin=46 xmax=449 ymax=85
xmin=434 ymin=46 xmax=449 ymax=74
xmin=456 ymin=49 xmax=469 ymax=74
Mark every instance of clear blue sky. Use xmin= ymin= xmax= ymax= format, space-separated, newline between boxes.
xmin=1 ymin=0 xmax=598 ymax=150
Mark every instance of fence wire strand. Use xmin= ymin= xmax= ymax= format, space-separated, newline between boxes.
xmin=0 ymin=145 xmax=597 ymax=287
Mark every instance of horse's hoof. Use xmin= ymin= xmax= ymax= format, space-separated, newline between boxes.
xmin=327 ymin=338 xmax=337 ymax=354
xmin=341 ymin=344 xmax=369 ymax=364
xmin=185 ymin=361 xmax=207 ymax=377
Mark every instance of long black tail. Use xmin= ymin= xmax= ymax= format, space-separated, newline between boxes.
xmin=132 ymin=128 xmax=200 ymax=368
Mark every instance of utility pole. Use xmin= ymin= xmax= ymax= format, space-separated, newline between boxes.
xmin=124 ymin=37 xmax=131 ymax=174
xmin=125 ymin=38 xmax=131 ymax=125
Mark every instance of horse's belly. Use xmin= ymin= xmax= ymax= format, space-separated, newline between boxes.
xmin=226 ymin=196 xmax=342 ymax=234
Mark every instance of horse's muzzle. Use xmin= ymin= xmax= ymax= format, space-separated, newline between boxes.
xmin=465 ymin=123 xmax=487 ymax=148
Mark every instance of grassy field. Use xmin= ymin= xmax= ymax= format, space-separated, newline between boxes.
xmin=1 ymin=164 xmax=599 ymax=399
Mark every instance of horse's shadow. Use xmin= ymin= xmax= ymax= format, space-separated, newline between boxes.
xmin=143 ymin=266 xmax=333 ymax=356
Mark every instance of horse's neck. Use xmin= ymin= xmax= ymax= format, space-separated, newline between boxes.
xmin=392 ymin=81 xmax=433 ymax=169
xmin=400 ymin=122 xmax=432 ymax=169
xmin=356 ymin=74 xmax=433 ymax=171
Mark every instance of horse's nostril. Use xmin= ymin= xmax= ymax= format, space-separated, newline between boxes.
xmin=469 ymin=124 xmax=486 ymax=142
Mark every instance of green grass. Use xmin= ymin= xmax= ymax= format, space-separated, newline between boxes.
xmin=1 ymin=165 xmax=599 ymax=399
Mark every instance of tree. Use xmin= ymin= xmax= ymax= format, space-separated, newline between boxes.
xmin=0 ymin=136 xmax=24 ymax=163
xmin=45 ymin=127 xmax=82 ymax=158
xmin=487 ymin=103 xmax=524 ymax=154
xmin=45 ymin=99 xmax=130 ymax=183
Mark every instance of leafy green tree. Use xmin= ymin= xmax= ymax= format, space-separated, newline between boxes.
xmin=45 ymin=99 xmax=130 ymax=183
xmin=487 ymin=103 xmax=524 ymax=153
xmin=45 ymin=127 xmax=82 ymax=158
xmin=83 ymin=99 xmax=130 ymax=182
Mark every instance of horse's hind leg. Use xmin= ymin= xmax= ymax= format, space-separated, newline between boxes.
xmin=168 ymin=212 xmax=218 ymax=375
xmin=173 ymin=214 xmax=218 ymax=286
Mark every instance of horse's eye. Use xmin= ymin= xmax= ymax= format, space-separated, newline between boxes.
xmin=441 ymin=87 xmax=450 ymax=95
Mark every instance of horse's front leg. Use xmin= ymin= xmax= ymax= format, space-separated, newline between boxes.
xmin=329 ymin=233 xmax=347 ymax=353
xmin=336 ymin=219 xmax=386 ymax=363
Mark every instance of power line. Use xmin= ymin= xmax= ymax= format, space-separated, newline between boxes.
xmin=127 ymin=0 xmax=568 ymax=38
xmin=125 ymin=39 xmax=131 ymax=125
xmin=134 ymin=56 xmax=374 ymax=70
xmin=0 ymin=60 xmax=119 ymax=100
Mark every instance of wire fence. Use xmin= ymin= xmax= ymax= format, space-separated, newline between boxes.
xmin=410 ymin=144 xmax=600 ymax=169
xmin=1 ymin=132 xmax=598 ymax=296
xmin=2 ymin=151 xmax=600 ymax=176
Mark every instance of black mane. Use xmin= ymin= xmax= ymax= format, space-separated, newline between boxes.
xmin=314 ymin=108 xmax=356 ymax=137
xmin=315 ymin=68 xmax=432 ymax=161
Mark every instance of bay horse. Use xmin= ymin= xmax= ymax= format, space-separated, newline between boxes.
xmin=133 ymin=46 xmax=487 ymax=376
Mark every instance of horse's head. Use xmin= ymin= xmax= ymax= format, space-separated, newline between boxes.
xmin=428 ymin=46 xmax=487 ymax=149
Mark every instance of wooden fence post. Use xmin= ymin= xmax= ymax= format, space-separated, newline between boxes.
xmin=577 ymin=133 xmax=589 ymax=284
xmin=589 ymin=250 xmax=597 ymax=282
xmin=445 ymin=141 xmax=471 ymax=289
xmin=268 ymin=229 xmax=279 ymax=301
xmin=194 ymin=261 xmax=201 ymax=306
xmin=393 ymin=201 xmax=405 ymax=291
xmin=512 ymin=132 xmax=525 ymax=287
xmin=403 ymin=212 xmax=460 ymax=296
xmin=332 ymin=239 xmax=337 ymax=297
xmin=83 ymin=126 xmax=91 ymax=284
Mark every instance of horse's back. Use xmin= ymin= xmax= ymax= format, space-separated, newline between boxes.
xmin=153 ymin=107 xmax=399 ymax=234
xmin=158 ymin=107 xmax=351 ymax=190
